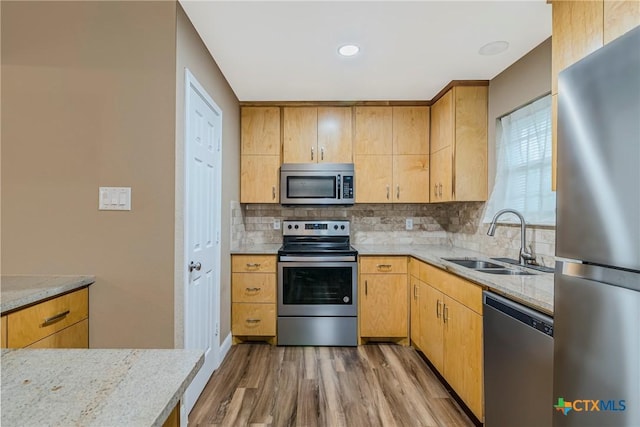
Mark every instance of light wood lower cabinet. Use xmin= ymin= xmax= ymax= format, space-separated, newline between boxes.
xmin=359 ymin=256 xmax=409 ymax=344
xmin=6 ymin=287 xmax=89 ymax=349
xmin=231 ymin=255 xmax=277 ymax=344
xmin=1 ymin=315 xmax=7 ymax=348
xmin=412 ymin=260 xmax=484 ymax=421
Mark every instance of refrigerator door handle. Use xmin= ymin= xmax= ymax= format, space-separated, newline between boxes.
xmin=557 ymin=261 xmax=640 ymax=292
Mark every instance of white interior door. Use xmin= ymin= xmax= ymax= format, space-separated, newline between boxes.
xmin=183 ymin=69 xmax=222 ymax=414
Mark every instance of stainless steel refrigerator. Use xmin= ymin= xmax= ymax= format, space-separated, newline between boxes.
xmin=554 ymin=26 xmax=640 ymax=427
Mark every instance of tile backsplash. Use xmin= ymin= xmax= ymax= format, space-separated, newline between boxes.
xmin=231 ymin=202 xmax=556 ymax=268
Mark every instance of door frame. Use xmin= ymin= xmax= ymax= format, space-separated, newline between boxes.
xmin=182 ymin=68 xmax=223 ymax=414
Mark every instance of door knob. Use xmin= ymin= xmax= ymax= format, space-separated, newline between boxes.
xmin=189 ymin=261 xmax=202 ymax=272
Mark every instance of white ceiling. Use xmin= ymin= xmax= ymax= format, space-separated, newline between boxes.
xmin=179 ymin=1 xmax=552 ymax=101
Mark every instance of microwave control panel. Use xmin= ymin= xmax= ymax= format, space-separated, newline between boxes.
xmin=342 ymin=175 xmax=354 ymax=199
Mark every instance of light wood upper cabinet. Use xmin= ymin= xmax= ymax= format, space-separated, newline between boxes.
xmin=354 ymin=107 xmax=393 ymax=155
xmin=551 ymin=1 xmax=604 ymax=96
xmin=240 ymin=107 xmax=281 ymax=203
xmin=241 ymin=155 xmax=280 ymax=203
xmin=283 ymin=107 xmax=352 ymax=163
xmin=359 ymin=256 xmax=408 ymax=341
xmin=429 ymin=85 xmax=487 ymax=202
xmin=318 ymin=107 xmax=353 ymax=162
xmin=604 ymin=1 xmax=640 ymax=44
xmin=283 ymin=107 xmax=317 ymax=163
xmin=393 ymin=106 xmax=430 ymax=155
xmin=241 ymin=107 xmax=280 ymax=155
xmin=355 ymin=106 xmax=429 ymax=203
xmin=354 ymin=155 xmax=393 ymax=203
xmin=393 ymin=155 xmax=429 ymax=203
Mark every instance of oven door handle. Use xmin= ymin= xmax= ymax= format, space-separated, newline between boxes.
xmin=279 ymin=255 xmax=357 ymax=262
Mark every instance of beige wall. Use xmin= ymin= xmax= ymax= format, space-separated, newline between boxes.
xmin=487 ymin=37 xmax=552 ymax=190
xmin=174 ymin=6 xmax=240 ymax=347
xmin=1 ymin=1 xmax=178 ymax=348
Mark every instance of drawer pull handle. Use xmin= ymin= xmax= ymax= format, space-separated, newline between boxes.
xmin=246 ymin=263 xmax=261 ymax=268
xmin=246 ymin=318 xmax=261 ymax=323
xmin=376 ymin=264 xmax=392 ymax=271
xmin=42 ymin=310 xmax=70 ymax=327
xmin=245 ymin=287 xmax=261 ymax=292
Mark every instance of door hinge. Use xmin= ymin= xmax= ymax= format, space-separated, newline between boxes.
xmin=215 ymin=323 xmax=219 ymax=337
xmin=217 ymin=137 xmax=221 ymax=152
xmin=216 ymin=231 xmax=220 ymax=244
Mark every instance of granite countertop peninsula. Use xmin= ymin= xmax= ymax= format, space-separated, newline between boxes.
xmin=1 ymin=348 xmax=204 ymax=427
xmin=1 ymin=275 xmax=96 ymax=314
xmin=355 ymin=244 xmax=554 ymax=315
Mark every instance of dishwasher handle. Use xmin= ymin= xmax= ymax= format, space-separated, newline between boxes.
xmin=483 ymin=291 xmax=554 ymax=337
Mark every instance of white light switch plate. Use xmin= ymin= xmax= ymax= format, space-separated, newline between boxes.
xmin=405 ymin=218 xmax=413 ymax=230
xmin=273 ymin=219 xmax=281 ymax=230
xmin=99 ymin=187 xmax=131 ymax=211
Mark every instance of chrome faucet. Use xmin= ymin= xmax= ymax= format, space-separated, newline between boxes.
xmin=487 ymin=209 xmax=537 ymax=266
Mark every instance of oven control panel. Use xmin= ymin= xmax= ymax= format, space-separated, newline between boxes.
xmin=283 ymin=220 xmax=350 ymax=236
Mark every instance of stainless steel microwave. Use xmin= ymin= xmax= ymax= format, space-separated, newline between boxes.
xmin=280 ymin=163 xmax=355 ymax=206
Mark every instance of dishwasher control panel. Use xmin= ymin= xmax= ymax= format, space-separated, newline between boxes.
xmin=484 ymin=291 xmax=554 ymax=337
xmin=531 ymin=319 xmax=554 ymax=336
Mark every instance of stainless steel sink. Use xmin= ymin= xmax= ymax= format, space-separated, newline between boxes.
xmin=442 ymin=257 xmax=536 ymax=276
xmin=443 ymin=258 xmax=504 ymax=269
xmin=476 ymin=268 xmax=534 ymax=276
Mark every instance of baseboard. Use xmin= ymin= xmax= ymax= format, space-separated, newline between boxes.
xmin=219 ymin=332 xmax=232 ymax=365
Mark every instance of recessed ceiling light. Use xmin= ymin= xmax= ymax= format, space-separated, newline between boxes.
xmin=478 ymin=41 xmax=509 ymax=56
xmin=338 ymin=44 xmax=360 ymax=57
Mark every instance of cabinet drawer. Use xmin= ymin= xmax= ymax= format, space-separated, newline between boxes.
xmin=7 ymin=288 xmax=89 ymax=348
xmin=232 ymin=255 xmax=276 ymax=273
xmin=360 ymin=256 xmax=408 ymax=274
xmin=422 ymin=264 xmax=482 ymax=314
xmin=232 ymin=273 xmax=276 ymax=303
xmin=26 ymin=319 xmax=88 ymax=349
xmin=232 ymin=303 xmax=276 ymax=336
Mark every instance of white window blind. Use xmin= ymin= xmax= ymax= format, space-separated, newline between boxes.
xmin=484 ymin=94 xmax=556 ymax=225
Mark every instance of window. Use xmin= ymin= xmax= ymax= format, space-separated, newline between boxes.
xmin=484 ymin=94 xmax=556 ymax=225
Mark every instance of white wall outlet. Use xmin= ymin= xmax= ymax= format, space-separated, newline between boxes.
xmin=273 ymin=219 xmax=281 ymax=230
xmin=405 ymin=218 xmax=414 ymax=230
xmin=99 ymin=187 xmax=131 ymax=211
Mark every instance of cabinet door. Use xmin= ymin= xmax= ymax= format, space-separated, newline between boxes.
xmin=241 ymin=107 xmax=280 ymax=155
xmin=410 ymin=276 xmax=421 ymax=349
xmin=443 ymin=296 xmax=484 ymax=420
xmin=318 ymin=107 xmax=352 ymax=162
xmin=1 ymin=315 xmax=6 ymax=349
xmin=354 ymin=155 xmax=393 ymax=203
xmin=360 ymin=274 xmax=408 ymax=337
xmin=393 ymin=155 xmax=429 ymax=203
xmin=26 ymin=319 xmax=88 ymax=349
xmin=430 ymin=90 xmax=453 ymax=154
xmin=429 ymin=147 xmax=452 ymax=202
xmin=232 ymin=303 xmax=276 ymax=336
xmin=354 ymin=107 xmax=392 ymax=155
xmin=392 ymin=106 xmax=429 ymax=155
xmin=604 ymin=0 xmax=640 ymax=44
xmin=420 ymin=283 xmax=444 ymax=373
xmin=240 ymin=155 xmax=280 ymax=203
xmin=453 ymin=86 xmax=488 ymax=202
xmin=552 ymin=1 xmax=604 ymax=94
xmin=283 ymin=107 xmax=318 ymax=163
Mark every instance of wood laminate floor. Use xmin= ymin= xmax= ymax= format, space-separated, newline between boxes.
xmin=189 ymin=344 xmax=474 ymax=427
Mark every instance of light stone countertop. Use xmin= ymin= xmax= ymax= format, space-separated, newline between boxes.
xmin=1 ymin=275 xmax=96 ymax=314
xmin=1 ymin=348 xmax=204 ymax=427
xmin=355 ymin=244 xmax=554 ymax=315
xmin=230 ymin=243 xmax=281 ymax=254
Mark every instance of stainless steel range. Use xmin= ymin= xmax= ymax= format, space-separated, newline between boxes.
xmin=277 ymin=220 xmax=358 ymax=346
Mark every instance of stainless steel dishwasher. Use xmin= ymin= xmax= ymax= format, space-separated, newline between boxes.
xmin=483 ymin=291 xmax=554 ymax=427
